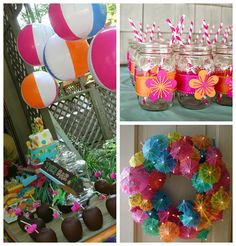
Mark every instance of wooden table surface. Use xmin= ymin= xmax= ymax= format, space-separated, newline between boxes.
xmin=4 ymin=197 xmax=116 ymax=242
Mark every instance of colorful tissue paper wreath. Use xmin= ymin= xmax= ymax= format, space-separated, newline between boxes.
xmin=121 ymin=132 xmax=231 ymax=242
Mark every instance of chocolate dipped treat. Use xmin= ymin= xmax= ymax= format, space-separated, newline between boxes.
xmin=61 ymin=217 xmax=83 ymax=242
xmin=29 ymin=218 xmax=46 ymax=241
xmin=106 ymin=195 xmax=116 ymax=219
xmin=35 ymin=228 xmax=57 ymax=242
xmin=17 ymin=212 xmax=34 ymax=232
xmin=36 ymin=203 xmax=53 ymax=223
xmin=82 ymin=206 xmax=103 ymax=231
xmin=94 ymin=180 xmax=111 ymax=195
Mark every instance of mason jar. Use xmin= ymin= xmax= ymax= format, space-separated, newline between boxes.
xmin=176 ymin=44 xmax=214 ymax=109
xmin=127 ymin=40 xmax=138 ymax=85
xmin=214 ymin=43 xmax=232 ymax=106
xmin=135 ymin=42 xmax=176 ymax=111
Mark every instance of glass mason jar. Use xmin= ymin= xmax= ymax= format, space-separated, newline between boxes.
xmin=214 ymin=43 xmax=232 ymax=106
xmin=176 ymin=44 xmax=214 ymax=110
xmin=135 ymin=42 xmax=176 ymax=111
xmin=127 ymin=40 xmax=138 ymax=85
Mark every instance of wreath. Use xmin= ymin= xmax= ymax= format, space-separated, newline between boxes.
xmin=121 ymin=132 xmax=231 ymax=242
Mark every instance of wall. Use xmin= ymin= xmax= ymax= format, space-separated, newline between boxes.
xmin=120 ymin=125 xmax=232 ymax=242
xmin=120 ymin=4 xmax=233 ymax=64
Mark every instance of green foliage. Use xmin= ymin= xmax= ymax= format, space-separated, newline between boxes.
xmin=106 ymin=3 xmax=116 ymax=25
xmin=19 ymin=4 xmax=48 ymax=25
xmin=80 ymin=138 xmax=116 ymax=184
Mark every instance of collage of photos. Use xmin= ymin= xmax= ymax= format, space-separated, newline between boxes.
xmin=3 ymin=2 xmax=233 ymax=244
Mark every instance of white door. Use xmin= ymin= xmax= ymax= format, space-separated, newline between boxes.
xmin=120 ymin=125 xmax=232 ymax=242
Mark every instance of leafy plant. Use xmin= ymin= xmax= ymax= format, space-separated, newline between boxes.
xmin=80 ymin=138 xmax=116 ymax=184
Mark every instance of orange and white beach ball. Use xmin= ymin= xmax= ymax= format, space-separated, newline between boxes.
xmin=43 ymin=34 xmax=89 ymax=81
xmin=21 ymin=71 xmax=58 ymax=109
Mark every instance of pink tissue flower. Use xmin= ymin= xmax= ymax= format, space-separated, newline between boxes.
xmin=15 ymin=208 xmax=21 ymax=215
xmin=32 ymin=201 xmax=40 ymax=209
xmin=71 ymin=201 xmax=81 ymax=212
xmin=25 ymin=224 xmax=37 ymax=234
xmin=110 ymin=172 xmax=116 ymax=180
xmin=98 ymin=194 xmax=106 ymax=201
xmin=94 ymin=170 xmax=102 ymax=178
xmin=53 ymin=212 xmax=60 ymax=219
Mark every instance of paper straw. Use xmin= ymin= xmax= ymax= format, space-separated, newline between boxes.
xmin=157 ymin=25 xmax=164 ymax=41
xmin=143 ymin=24 xmax=149 ymax=42
xmin=194 ymin=26 xmax=203 ymax=43
xmin=202 ymin=19 xmax=211 ymax=45
xmin=175 ymin=15 xmax=186 ymax=35
xmin=128 ymin=18 xmax=140 ymax=38
xmin=149 ymin=22 xmax=156 ymax=43
xmin=180 ymin=24 xmax=185 ymax=37
xmin=222 ymin=26 xmax=230 ymax=43
xmin=139 ymin=22 xmax=143 ymax=41
xmin=187 ymin=21 xmax=194 ymax=44
xmin=213 ymin=23 xmax=223 ymax=44
xmin=166 ymin=18 xmax=176 ymax=45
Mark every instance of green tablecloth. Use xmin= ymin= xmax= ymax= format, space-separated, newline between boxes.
xmin=120 ymin=66 xmax=232 ymax=121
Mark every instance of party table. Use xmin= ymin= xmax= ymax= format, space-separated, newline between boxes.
xmin=120 ymin=66 xmax=232 ymax=121
xmin=4 ymin=197 xmax=116 ymax=242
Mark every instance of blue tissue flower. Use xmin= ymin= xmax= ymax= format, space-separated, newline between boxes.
xmin=152 ymin=191 xmax=171 ymax=211
xmin=154 ymin=152 xmax=176 ymax=173
xmin=192 ymin=172 xmax=212 ymax=193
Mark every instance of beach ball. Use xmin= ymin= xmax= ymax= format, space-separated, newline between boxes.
xmin=17 ymin=23 xmax=54 ymax=66
xmin=44 ymin=34 xmax=89 ymax=81
xmin=21 ymin=71 xmax=58 ymax=109
xmin=89 ymin=26 xmax=116 ymax=92
xmin=48 ymin=3 xmax=107 ymax=40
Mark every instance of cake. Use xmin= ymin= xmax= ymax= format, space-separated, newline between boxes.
xmin=27 ymin=117 xmax=59 ymax=164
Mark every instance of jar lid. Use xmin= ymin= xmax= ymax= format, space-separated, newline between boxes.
xmin=179 ymin=44 xmax=212 ymax=55
xmin=215 ymin=42 xmax=232 ymax=55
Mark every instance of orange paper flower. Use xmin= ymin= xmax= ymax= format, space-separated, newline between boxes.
xmin=140 ymin=199 xmax=153 ymax=211
xmin=189 ymin=70 xmax=219 ymax=100
xmin=159 ymin=222 xmax=180 ymax=242
xmin=194 ymin=194 xmax=221 ymax=222
xmin=191 ymin=135 xmax=212 ymax=150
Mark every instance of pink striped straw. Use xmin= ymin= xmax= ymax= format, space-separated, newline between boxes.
xmin=139 ymin=22 xmax=143 ymax=41
xmin=187 ymin=21 xmax=194 ymax=44
xmin=149 ymin=22 xmax=156 ymax=43
xmin=222 ymin=26 xmax=229 ymax=43
xmin=213 ymin=23 xmax=223 ymax=44
xmin=202 ymin=19 xmax=211 ymax=45
xmin=194 ymin=26 xmax=203 ymax=43
xmin=143 ymin=24 xmax=149 ymax=42
xmin=180 ymin=24 xmax=185 ymax=37
xmin=157 ymin=25 xmax=164 ymax=41
xmin=175 ymin=15 xmax=186 ymax=35
xmin=128 ymin=18 xmax=140 ymax=39
xmin=166 ymin=18 xmax=177 ymax=45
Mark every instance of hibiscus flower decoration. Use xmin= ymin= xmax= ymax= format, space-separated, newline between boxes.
xmin=225 ymin=77 xmax=232 ymax=97
xmin=146 ymin=69 xmax=177 ymax=102
xmin=189 ymin=70 xmax=219 ymax=100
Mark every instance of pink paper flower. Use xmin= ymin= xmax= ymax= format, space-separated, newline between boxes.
xmin=53 ymin=212 xmax=60 ymax=219
xmin=206 ymin=147 xmax=222 ymax=166
xmin=110 ymin=172 xmax=116 ymax=180
xmin=98 ymin=194 xmax=106 ymax=201
xmin=25 ymin=224 xmax=37 ymax=234
xmin=94 ymin=170 xmax=102 ymax=178
xmin=15 ymin=208 xmax=21 ymax=215
xmin=225 ymin=77 xmax=232 ymax=97
xmin=71 ymin=201 xmax=81 ymax=212
xmin=131 ymin=208 xmax=149 ymax=223
xmin=32 ymin=201 xmax=40 ymax=209
xmin=146 ymin=69 xmax=177 ymax=102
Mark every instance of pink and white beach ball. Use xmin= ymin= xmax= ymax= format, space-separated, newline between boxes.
xmin=89 ymin=26 xmax=116 ymax=92
xmin=17 ymin=23 xmax=54 ymax=66
xmin=48 ymin=4 xmax=107 ymax=40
